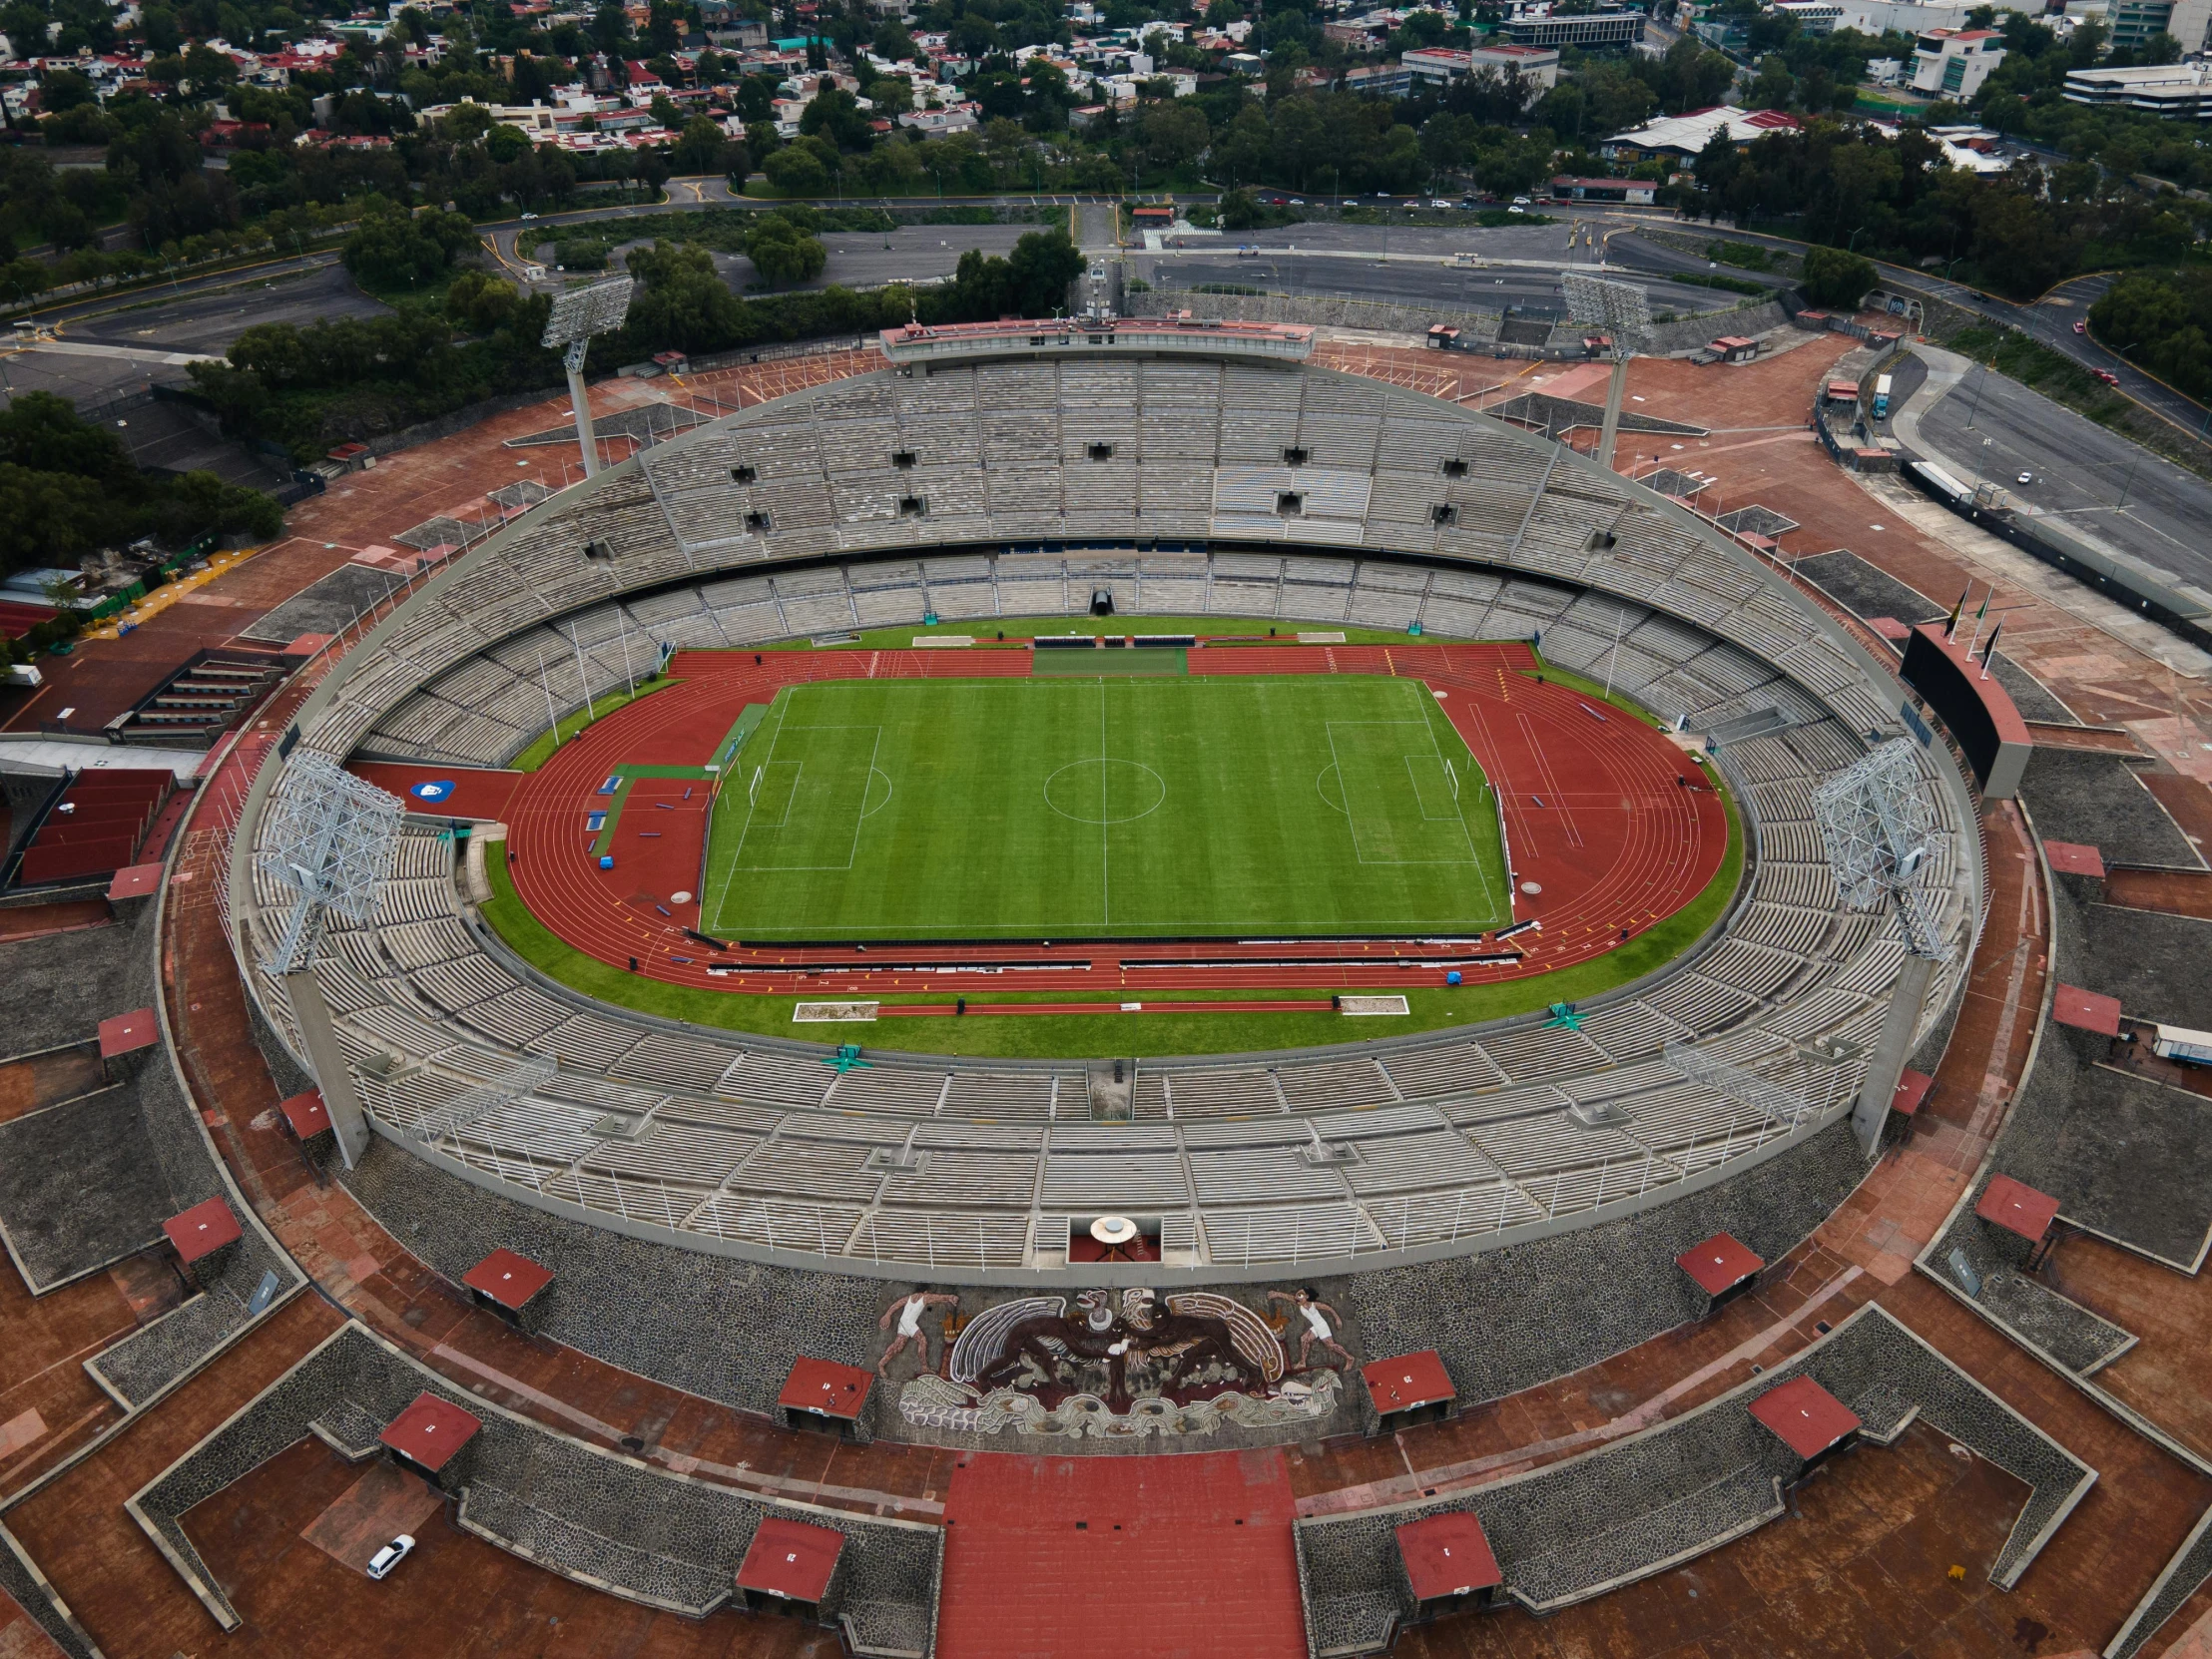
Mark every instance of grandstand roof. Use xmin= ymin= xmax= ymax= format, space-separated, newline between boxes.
xmin=737 ymin=1516 xmax=844 ymax=1603
xmin=277 ymin=1089 xmax=330 ymax=1138
xmin=378 ymin=1391 xmax=482 ymax=1471
xmin=107 ymin=863 xmax=164 ymax=901
xmin=1675 ymin=1231 xmax=1764 ymax=1297
xmin=163 ymin=1196 xmax=241 ymax=1264
xmin=1976 ymin=1174 xmax=2061 ymax=1245
xmin=1396 ymin=1510 xmax=1501 ymax=1599
xmin=463 ymin=1246 xmax=555 ymax=1312
xmin=779 ymin=1357 xmax=872 ymax=1421
xmin=1749 ymin=1375 xmax=1860 ymax=1460
xmin=98 ymin=1007 xmax=159 ymax=1059
xmin=1362 ymin=1351 xmax=1455 ymax=1415
xmin=2051 ymin=983 xmax=2122 ymax=1037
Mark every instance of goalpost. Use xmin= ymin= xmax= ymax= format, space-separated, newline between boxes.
xmin=1445 ymin=759 xmax=1459 ymax=801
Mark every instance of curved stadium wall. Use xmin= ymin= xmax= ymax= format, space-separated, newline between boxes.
xmin=224 ymin=341 xmax=1984 ymax=1286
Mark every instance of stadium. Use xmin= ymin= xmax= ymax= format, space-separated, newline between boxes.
xmin=5 ymin=311 xmax=2212 ymax=1659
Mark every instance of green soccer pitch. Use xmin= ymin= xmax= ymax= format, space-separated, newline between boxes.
xmin=699 ymin=674 xmax=1510 ymax=941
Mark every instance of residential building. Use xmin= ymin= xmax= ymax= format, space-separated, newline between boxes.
xmin=1467 ymin=41 xmax=1560 ymax=89
xmin=2063 ymin=57 xmax=2212 ymax=117
xmin=1498 ymin=9 xmax=1645 ymax=48
xmin=1908 ymin=28 xmax=2004 ymax=99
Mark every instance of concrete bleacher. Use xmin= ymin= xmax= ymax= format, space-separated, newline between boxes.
xmin=1294 ymin=1303 xmax=2092 ymax=1655
xmin=128 ymin=1320 xmax=942 ymax=1641
xmin=239 ymin=349 xmax=1981 ymax=1281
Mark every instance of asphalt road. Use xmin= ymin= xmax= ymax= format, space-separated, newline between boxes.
xmin=1901 ymin=344 xmax=2212 ymax=595
xmin=64 ymin=261 xmax=389 ymax=353
xmin=1587 ymin=211 xmax=2209 ymax=439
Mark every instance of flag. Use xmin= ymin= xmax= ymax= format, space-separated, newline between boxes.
xmin=1980 ymin=620 xmax=2003 ymax=675
xmin=1964 ymin=590 xmax=1991 ymax=657
xmin=1944 ymin=584 xmax=1968 ymax=637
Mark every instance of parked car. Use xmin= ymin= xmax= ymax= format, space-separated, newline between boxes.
xmin=366 ymin=1536 xmax=416 ymax=1581
xmin=2092 ymin=367 xmax=2120 ymax=385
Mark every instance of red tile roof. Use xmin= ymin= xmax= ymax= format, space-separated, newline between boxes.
xmin=378 ymin=1392 xmax=482 ymax=1471
xmin=1361 ymin=1351 xmax=1455 ymax=1414
xmin=1890 ymin=1069 xmax=1935 ymax=1117
xmin=778 ymin=1357 xmax=872 ymax=1420
xmin=98 ymin=1007 xmax=160 ymax=1058
xmin=2042 ymin=840 xmax=2105 ymax=877
xmin=462 ymin=1247 xmax=555 ymax=1312
xmin=1976 ymin=1173 xmax=2061 ymax=1244
xmin=277 ymin=1089 xmax=331 ymax=1138
xmin=1675 ymin=1231 xmax=1764 ymax=1297
xmin=737 ymin=1516 xmax=844 ymax=1601
xmin=1395 ymin=1510 xmax=1501 ymax=1599
xmin=164 ymin=1196 xmax=242 ymax=1264
xmin=2051 ymin=983 xmax=2121 ymax=1037
xmin=1750 ymin=1375 xmax=1861 ymax=1459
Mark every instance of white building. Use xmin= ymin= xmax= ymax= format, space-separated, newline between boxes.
xmin=1773 ymin=1 xmax=1844 ymax=32
xmin=1909 ymin=28 xmax=2004 ymax=99
xmin=2063 ymin=57 xmax=2212 ymax=117
xmin=1468 ymin=41 xmax=1561 ymax=89
xmin=1831 ymin=0 xmax=1993 ymax=34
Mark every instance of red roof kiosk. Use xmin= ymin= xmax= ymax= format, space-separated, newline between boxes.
xmin=737 ymin=1515 xmax=845 ymax=1620
xmin=1395 ymin=1509 xmax=1503 ymax=1620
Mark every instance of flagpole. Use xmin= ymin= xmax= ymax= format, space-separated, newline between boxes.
xmin=1979 ymin=620 xmax=2002 ymax=680
xmin=1962 ymin=591 xmax=1991 ymax=659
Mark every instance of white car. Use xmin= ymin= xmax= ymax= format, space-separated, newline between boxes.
xmin=366 ymin=1535 xmax=416 ymax=1581
xmin=2016 ymin=471 xmax=2033 ymax=486
xmin=520 ymin=212 xmax=538 ymax=221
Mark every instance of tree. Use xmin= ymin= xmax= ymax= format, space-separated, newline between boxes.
xmin=342 ymin=204 xmax=476 ymax=289
xmin=623 ymin=238 xmax=746 ymax=349
xmin=746 ymin=211 xmax=828 ymax=285
xmin=674 ymin=116 xmax=738 ymax=175
xmin=1801 ymin=244 xmax=1877 ymax=308
xmin=1140 ymin=98 xmax=1210 ymax=173
xmin=763 ymin=139 xmax=830 ymax=196
xmin=182 ymin=42 xmax=238 ymax=86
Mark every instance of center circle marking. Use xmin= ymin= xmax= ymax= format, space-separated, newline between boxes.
xmin=1043 ymin=759 xmax=1166 ymax=825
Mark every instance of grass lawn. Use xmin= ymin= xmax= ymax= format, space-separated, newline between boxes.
xmin=700 ymin=673 xmax=1510 ymax=941
xmin=478 ymin=772 xmax=1741 ymax=1058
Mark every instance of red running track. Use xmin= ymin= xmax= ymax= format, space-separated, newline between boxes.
xmin=433 ymin=643 xmax=1726 ymax=1005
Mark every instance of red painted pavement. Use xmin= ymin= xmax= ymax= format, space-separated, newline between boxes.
xmin=937 ymin=1448 xmax=1305 ymax=1659
xmin=498 ymin=644 xmax=1728 ymax=1004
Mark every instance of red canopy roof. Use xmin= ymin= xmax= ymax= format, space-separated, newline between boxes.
xmin=778 ymin=1358 xmax=872 ymax=1421
xmin=462 ymin=1247 xmax=555 ymax=1312
xmin=1361 ymin=1351 xmax=1455 ymax=1414
xmin=2042 ymin=841 xmax=2105 ymax=877
xmin=1890 ymin=1069 xmax=1935 ymax=1117
xmin=378 ymin=1391 xmax=482 ymax=1471
xmin=2051 ymin=984 xmax=2122 ymax=1037
xmin=107 ymin=863 xmax=164 ymax=901
xmin=1749 ymin=1375 xmax=1861 ymax=1460
xmin=737 ymin=1515 xmax=844 ymax=1602
xmin=164 ymin=1196 xmax=242 ymax=1264
xmin=277 ymin=1090 xmax=330 ymax=1138
xmin=1395 ymin=1510 xmax=1501 ymax=1600
xmin=1976 ymin=1173 xmax=2061 ymax=1244
xmin=1675 ymin=1231 xmax=1764 ymax=1297
xmin=98 ymin=1007 xmax=160 ymax=1059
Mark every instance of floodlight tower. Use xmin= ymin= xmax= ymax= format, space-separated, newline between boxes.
xmin=540 ymin=276 xmax=636 ymax=480
xmin=1812 ymin=739 xmax=1953 ymax=1154
xmin=1560 ymin=272 xmax=1652 ymax=473
xmin=257 ymin=751 xmax=404 ymax=1168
